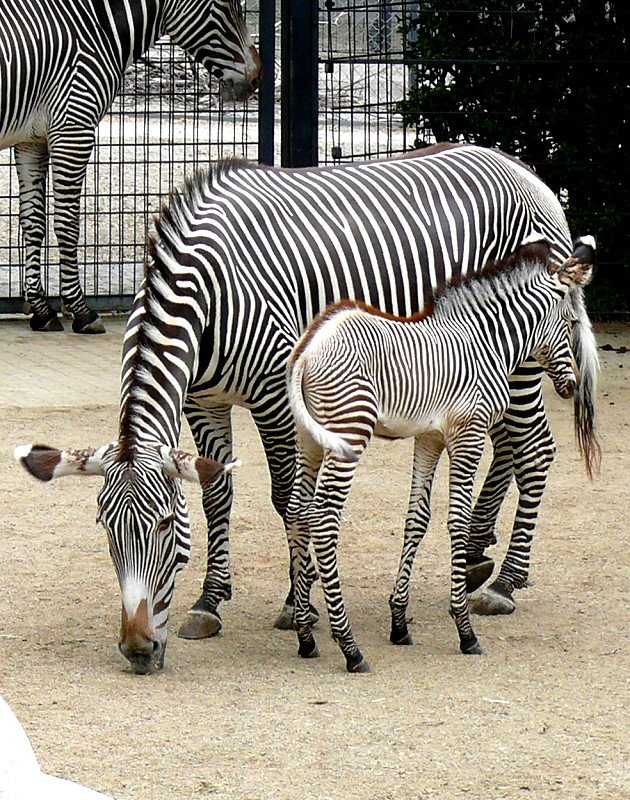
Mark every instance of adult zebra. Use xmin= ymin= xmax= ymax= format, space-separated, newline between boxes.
xmin=16 ymin=144 xmax=600 ymax=673
xmin=0 ymin=0 xmax=261 ymax=334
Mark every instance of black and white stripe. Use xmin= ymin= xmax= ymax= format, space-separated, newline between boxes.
xmin=0 ymin=0 xmax=260 ymax=333
xmin=114 ymin=144 xmax=598 ymax=643
xmin=285 ymin=239 xmax=595 ymax=671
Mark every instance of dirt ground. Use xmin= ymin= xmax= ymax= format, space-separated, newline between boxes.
xmin=0 ymin=319 xmax=628 ymax=800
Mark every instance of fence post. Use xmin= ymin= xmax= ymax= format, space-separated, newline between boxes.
xmin=257 ymin=0 xmax=276 ymax=165
xmin=280 ymin=0 xmax=319 ymax=167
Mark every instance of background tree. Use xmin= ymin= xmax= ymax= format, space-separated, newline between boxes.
xmin=399 ymin=1 xmax=630 ymax=312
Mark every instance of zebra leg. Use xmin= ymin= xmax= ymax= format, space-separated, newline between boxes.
xmin=309 ymin=453 xmax=370 ymax=673
xmin=474 ymin=404 xmax=556 ymax=616
xmin=446 ymin=431 xmax=486 ymax=655
xmin=178 ymin=401 xmax=235 ymax=639
xmin=246 ymin=402 xmax=319 ymax=631
xmin=13 ymin=143 xmax=63 ymax=332
xmin=286 ymin=438 xmax=322 ymax=660
xmin=48 ymin=130 xmax=105 ymax=334
xmin=389 ymin=433 xmax=444 ymax=646
xmin=465 ymin=421 xmax=513 ymax=590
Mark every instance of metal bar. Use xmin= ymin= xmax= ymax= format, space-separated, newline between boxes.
xmin=257 ymin=0 xmax=276 ymax=165
xmin=280 ymin=0 xmax=318 ymax=167
xmin=0 ymin=296 xmax=136 ymax=315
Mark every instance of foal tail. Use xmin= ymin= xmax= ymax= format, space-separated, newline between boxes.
xmin=287 ymin=353 xmax=358 ymax=463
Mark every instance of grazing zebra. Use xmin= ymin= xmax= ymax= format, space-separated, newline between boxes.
xmin=15 ymin=145 xmax=600 ymax=673
xmin=0 ymin=0 xmax=261 ymax=334
xmin=14 ymin=442 xmax=241 ymax=674
xmin=286 ymin=238 xmax=596 ymax=672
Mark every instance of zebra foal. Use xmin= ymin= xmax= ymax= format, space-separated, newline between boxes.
xmin=286 ymin=238 xmax=596 ymax=673
xmin=0 ymin=0 xmax=261 ymax=334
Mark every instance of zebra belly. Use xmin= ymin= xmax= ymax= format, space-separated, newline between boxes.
xmin=0 ymin=107 xmax=49 ymax=148
xmin=375 ymin=414 xmax=446 ymax=440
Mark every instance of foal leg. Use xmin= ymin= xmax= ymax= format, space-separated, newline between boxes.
xmin=389 ymin=433 xmax=444 ymax=645
xmin=308 ymin=451 xmax=369 ymax=673
xmin=446 ymin=431 xmax=486 ymax=655
xmin=286 ymin=437 xmax=322 ymax=660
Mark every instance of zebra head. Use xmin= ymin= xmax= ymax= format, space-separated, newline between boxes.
xmin=162 ymin=0 xmax=262 ymax=101
xmin=14 ymin=442 xmax=240 ymax=675
xmin=530 ymin=236 xmax=597 ymax=402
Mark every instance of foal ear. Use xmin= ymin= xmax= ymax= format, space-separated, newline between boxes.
xmin=14 ymin=444 xmax=112 ymax=482
xmin=159 ymin=446 xmax=242 ymax=488
xmin=553 ymin=236 xmax=597 ymax=288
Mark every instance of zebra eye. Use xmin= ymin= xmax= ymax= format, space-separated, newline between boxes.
xmin=156 ymin=515 xmax=174 ymax=534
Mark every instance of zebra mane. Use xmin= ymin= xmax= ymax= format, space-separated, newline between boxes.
xmin=292 ymin=242 xmax=554 ymax=370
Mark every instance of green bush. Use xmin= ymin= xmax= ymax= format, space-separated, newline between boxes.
xmin=398 ymin=1 xmax=630 ymax=313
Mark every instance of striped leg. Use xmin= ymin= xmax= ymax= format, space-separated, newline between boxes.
xmin=389 ymin=433 xmax=444 ymax=646
xmin=446 ymin=430 xmax=486 ymax=655
xmin=472 ymin=370 xmax=554 ymax=615
xmin=179 ymin=401 xmax=234 ymax=639
xmin=49 ymin=130 xmax=104 ymax=333
xmin=307 ymin=452 xmax=369 ymax=673
xmin=14 ymin=143 xmax=63 ymax=332
xmin=477 ymin=410 xmax=556 ymax=615
xmin=286 ymin=436 xmax=323 ymax=660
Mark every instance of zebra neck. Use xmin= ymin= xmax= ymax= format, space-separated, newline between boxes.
xmin=118 ymin=289 xmax=205 ymax=451
xmin=91 ymin=0 xmax=162 ymax=71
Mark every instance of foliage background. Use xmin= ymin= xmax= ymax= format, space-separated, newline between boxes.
xmin=398 ymin=1 xmax=629 ymax=313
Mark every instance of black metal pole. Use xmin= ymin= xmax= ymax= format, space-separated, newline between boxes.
xmin=281 ymin=0 xmax=319 ymax=167
xmin=257 ymin=0 xmax=276 ymax=166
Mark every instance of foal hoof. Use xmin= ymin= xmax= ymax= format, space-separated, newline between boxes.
xmin=72 ymin=312 xmax=106 ymax=334
xmin=177 ymin=610 xmax=222 ymax=639
xmin=30 ymin=313 xmax=64 ymax=332
xmin=470 ymin=585 xmax=516 ymax=616
xmin=465 ymin=556 xmax=495 ymax=593
xmin=390 ymin=628 xmax=413 ymax=646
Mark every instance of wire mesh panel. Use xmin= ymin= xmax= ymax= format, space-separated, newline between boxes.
xmin=319 ymin=1 xmax=421 ymax=163
xmin=0 ymin=4 xmax=261 ymax=313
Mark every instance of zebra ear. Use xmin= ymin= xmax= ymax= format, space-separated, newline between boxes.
xmin=159 ymin=447 xmax=242 ymax=488
xmin=553 ymin=236 xmax=597 ymax=288
xmin=14 ymin=444 xmax=112 ymax=482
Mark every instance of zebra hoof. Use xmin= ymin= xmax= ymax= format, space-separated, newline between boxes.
xmin=274 ymin=604 xmax=295 ymax=630
xmin=390 ymin=626 xmax=413 ymax=645
xmin=274 ymin=602 xmax=319 ymax=630
xmin=470 ymin=585 xmax=516 ymax=616
xmin=72 ymin=313 xmax=106 ymax=334
xmin=29 ymin=313 xmax=64 ymax=332
xmin=465 ymin=556 xmax=495 ymax=593
xmin=346 ymin=655 xmax=370 ymax=674
xmin=177 ymin=610 xmax=222 ymax=639
xmin=298 ymin=640 xmax=320 ymax=659
xmin=461 ymin=639 xmax=486 ymax=655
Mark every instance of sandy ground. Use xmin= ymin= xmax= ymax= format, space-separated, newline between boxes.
xmin=0 ymin=319 xmax=628 ymax=800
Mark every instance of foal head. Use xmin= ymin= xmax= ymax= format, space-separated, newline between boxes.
xmin=530 ymin=237 xmax=597 ymax=402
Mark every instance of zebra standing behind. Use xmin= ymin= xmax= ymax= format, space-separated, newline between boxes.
xmin=286 ymin=238 xmax=596 ymax=673
xmin=15 ymin=146 xmax=599 ymax=674
xmin=0 ymin=0 xmax=261 ymax=334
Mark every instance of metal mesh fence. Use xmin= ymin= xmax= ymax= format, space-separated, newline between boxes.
xmin=319 ymin=1 xmax=421 ymax=163
xmin=0 ymin=5 xmax=261 ymax=312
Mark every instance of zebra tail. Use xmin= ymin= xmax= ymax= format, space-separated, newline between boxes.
xmin=571 ymin=286 xmax=602 ymax=480
xmin=287 ymin=355 xmax=359 ymax=463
